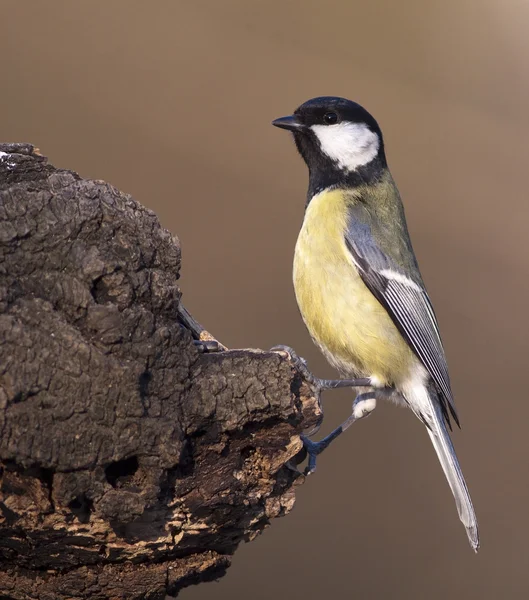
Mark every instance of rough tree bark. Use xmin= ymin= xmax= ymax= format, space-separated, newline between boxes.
xmin=0 ymin=144 xmax=321 ymax=599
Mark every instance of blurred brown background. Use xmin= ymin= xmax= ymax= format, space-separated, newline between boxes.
xmin=2 ymin=1 xmax=528 ymax=598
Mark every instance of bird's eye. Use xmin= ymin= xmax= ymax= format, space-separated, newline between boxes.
xmin=323 ymin=112 xmax=339 ymax=125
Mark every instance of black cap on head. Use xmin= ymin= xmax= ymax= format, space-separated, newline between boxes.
xmin=293 ymin=96 xmax=382 ymax=132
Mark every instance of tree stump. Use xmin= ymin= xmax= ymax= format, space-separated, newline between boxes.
xmin=0 ymin=144 xmax=321 ymax=599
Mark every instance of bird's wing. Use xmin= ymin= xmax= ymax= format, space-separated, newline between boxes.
xmin=344 ymin=217 xmax=459 ymax=428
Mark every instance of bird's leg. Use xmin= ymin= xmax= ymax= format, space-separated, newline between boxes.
xmin=270 ymin=345 xmax=387 ymax=474
xmin=301 ymin=392 xmax=378 ymax=475
xmin=270 ymin=345 xmax=372 ymax=390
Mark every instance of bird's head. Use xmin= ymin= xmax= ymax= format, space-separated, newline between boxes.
xmin=273 ymin=96 xmax=387 ymax=194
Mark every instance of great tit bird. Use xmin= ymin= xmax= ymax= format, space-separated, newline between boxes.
xmin=272 ymin=96 xmax=479 ymax=551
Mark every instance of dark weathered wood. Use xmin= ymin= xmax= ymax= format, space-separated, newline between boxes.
xmin=0 ymin=144 xmax=321 ymax=599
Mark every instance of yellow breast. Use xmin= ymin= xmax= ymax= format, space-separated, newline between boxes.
xmin=293 ymin=189 xmax=415 ymax=385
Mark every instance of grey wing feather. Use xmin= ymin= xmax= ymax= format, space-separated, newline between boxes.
xmin=344 ymin=220 xmax=459 ymax=428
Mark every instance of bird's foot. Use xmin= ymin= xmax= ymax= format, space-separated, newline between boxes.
xmin=270 ymin=345 xmax=372 ymax=390
xmin=300 ymin=392 xmax=377 ymax=475
xmin=300 ymin=430 xmax=344 ymax=475
xmin=270 ymin=345 xmax=317 ymax=385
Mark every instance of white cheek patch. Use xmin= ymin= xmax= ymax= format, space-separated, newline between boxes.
xmin=311 ymin=122 xmax=380 ymax=172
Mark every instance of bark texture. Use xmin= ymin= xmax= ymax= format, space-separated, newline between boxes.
xmin=0 ymin=144 xmax=321 ymax=599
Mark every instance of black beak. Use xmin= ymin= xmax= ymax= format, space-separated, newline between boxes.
xmin=272 ymin=115 xmax=306 ymax=132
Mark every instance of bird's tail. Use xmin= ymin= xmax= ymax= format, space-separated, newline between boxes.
xmin=406 ymin=384 xmax=479 ymax=551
